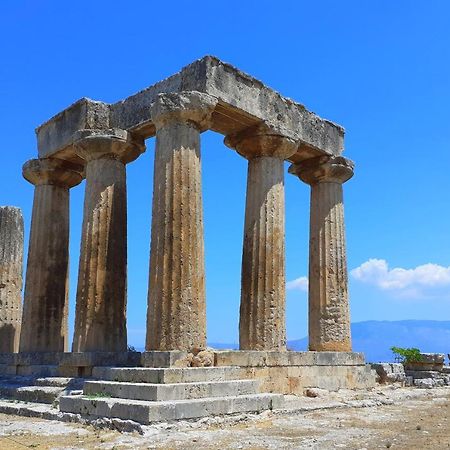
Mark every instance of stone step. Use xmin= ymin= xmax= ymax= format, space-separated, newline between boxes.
xmin=0 ymin=384 xmax=62 ymax=404
xmin=92 ymin=366 xmax=243 ymax=384
xmin=35 ymin=377 xmax=86 ymax=390
xmin=0 ymin=399 xmax=63 ymax=420
xmin=84 ymin=379 xmax=259 ymax=402
xmin=60 ymin=393 xmax=283 ymax=424
xmin=35 ymin=377 xmax=75 ymax=387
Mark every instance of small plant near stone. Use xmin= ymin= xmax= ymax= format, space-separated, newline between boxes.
xmin=390 ymin=346 xmax=422 ymax=364
xmin=85 ymin=392 xmax=111 ymax=399
xmin=127 ymin=345 xmax=138 ymax=352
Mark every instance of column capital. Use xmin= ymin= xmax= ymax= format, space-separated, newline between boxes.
xmin=23 ymin=158 xmax=83 ymax=188
xmin=73 ymin=128 xmax=145 ymax=164
xmin=224 ymin=123 xmax=298 ymax=160
xmin=150 ymin=91 xmax=218 ymax=131
xmin=289 ymin=155 xmax=354 ymax=185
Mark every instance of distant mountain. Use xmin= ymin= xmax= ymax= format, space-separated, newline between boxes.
xmin=287 ymin=320 xmax=450 ymax=363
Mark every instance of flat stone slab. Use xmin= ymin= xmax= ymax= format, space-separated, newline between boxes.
xmin=34 ymin=377 xmax=83 ymax=388
xmin=36 ymin=56 xmax=344 ymax=164
xmin=141 ymin=351 xmax=190 ymax=368
xmin=59 ymin=393 xmax=283 ymax=424
xmin=0 ymin=351 xmax=141 ymax=367
xmin=371 ymin=363 xmax=406 ymax=384
xmin=91 ymin=366 xmax=243 ymax=384
xmin=84 ymin=379 xmax=258 ymax=402
xmin=419 ymin=353 xmax=445 ymax=364
xmin=214 ymin=351 xmax=366 ymax=367
xmin=0 ymin=384 xmax=62 ymax=404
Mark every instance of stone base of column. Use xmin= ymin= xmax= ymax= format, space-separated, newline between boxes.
xmin=140 ymin=350 xmax=376 ymax=392
xmin=310 ymin=340 xmax=352 ymax=352
xmin=0 ymin=351 xmax=141 ymax=377
xmin=0 ymin=350 xmax=376 ymax=393
xmin=213 ymin=350 xmax=375 ymax=393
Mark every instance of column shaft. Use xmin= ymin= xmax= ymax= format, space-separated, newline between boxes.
xmin=0 ymin=207 xmax=24 ymax=353
xmin=72 ymin=157 xmax=127 ymax=352
xmin=146 ymin=122 xmax=206 ymax=351
xmin=20 ymin=158 xmax=82 ymax=353
xmin=309 ymin=181 xmax=351 ymax=351
xmin=290 ymin=155 xmax=354 ymax=352
xmin=20 ymin=186 xmax=70 ymax=352
xmin=240 ymin=156 xmax=286 ymax=350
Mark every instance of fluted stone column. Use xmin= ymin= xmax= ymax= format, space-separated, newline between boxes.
xmin=225 ymin=125 xmax=297 ymax=350
xmin=72 ymin=129 xmax=144 ymax=353
xmin=0 ymin=207 xmax=24 ymax=352
xmin=20 ymin=159 xmax=83 ymax=352
xmin=290 ymin=156 xmax=354 ymax=352
xmin=146 ymin=92 xmax=217 ymax=351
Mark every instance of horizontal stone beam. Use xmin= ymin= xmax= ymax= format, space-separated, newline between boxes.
xmin=36 ymin=56 xmax=345 ymax=163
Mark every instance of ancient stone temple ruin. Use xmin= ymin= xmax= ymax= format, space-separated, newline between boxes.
xmin=0 ymin=57 xmax=376 ymax=424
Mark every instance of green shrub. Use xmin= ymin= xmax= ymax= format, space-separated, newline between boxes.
xmin=390 ymin=346 xmax=422 ymax=364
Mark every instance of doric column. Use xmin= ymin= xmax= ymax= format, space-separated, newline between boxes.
xmin=20 ymin=159 xmax=83 ymax=352
xmin=290 ymin=156 xmax=354 ymax=352
xmin=225 ymin=124 xmax=297 ymax=350
xmin=72 ymin=129 xmax=144 ymax=353
xmin=146 ymin=92 xmax=217 ymax=351
xmin=0 ymin=207 xmax=24 ymax=353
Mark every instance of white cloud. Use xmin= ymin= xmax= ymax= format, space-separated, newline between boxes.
xmin=288 ymin=259 xmax=450 ymax=299
xmin=286 ymin=276 xmax=308 ymax=292
xmin=351 ymin=258 xmax=450 ymax=298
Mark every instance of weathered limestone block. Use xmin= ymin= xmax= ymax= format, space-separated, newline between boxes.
xmin=371 ymin=363 xmax=406 ymax=384
xmin=225 ymin=124 xmax=297 ymax=351
xmin=0 ymin=207 xmax=24 ymax=353
xmin=191 ymin=349 xmax=214 ymax=367
xmin=36 ymin=57 xmax=344 ymax=162
xmin=20 ymin=159 xmax=83 ymax=352
xmin=405 ymin=353 xmax=445 ymax=372
xmin=290 ymin=156 xmax=354 ymax=352
xmin=213 ymin=351 xmax=365 ymax=368
xmin=72 ymin=129 xmax=144 ymax=353
xmin=146 ymin=92 xmax=217 ymax=352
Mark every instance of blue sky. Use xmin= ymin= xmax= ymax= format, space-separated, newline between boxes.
xmin=1 ymin=0 xmax=450 ymax=347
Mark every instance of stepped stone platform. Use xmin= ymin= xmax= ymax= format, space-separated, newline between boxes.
xmin=0 ymin=350 xmax=376 ymax=393
xmin=59 ymin=366 xmax=283 ymax=424
xmin=0 ymin=350 xmax=376 ymax=425
xmin=0 ymin=375 xmax=84 ymax=406
xmin=0 ymin=366 xmax=283 ymax=425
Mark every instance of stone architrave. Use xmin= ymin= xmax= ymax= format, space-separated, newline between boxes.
xmin=20 ymin=159 xmax=83 ymax=353
xmin=146 ymin=92 xmax=217 ymax=352
xmin=0 ymin=207 xmax=24 ymax=353
xmin=290 ymin=156 xmax=354 ymax=352
xmin=72 ymin=129 xmax=144 ymax=353
xmin=225 ymin=124 xmax=297 ymax=351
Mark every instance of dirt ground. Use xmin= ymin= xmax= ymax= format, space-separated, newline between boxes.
xmin=0 ymin=387 xmax=449 ymax=449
